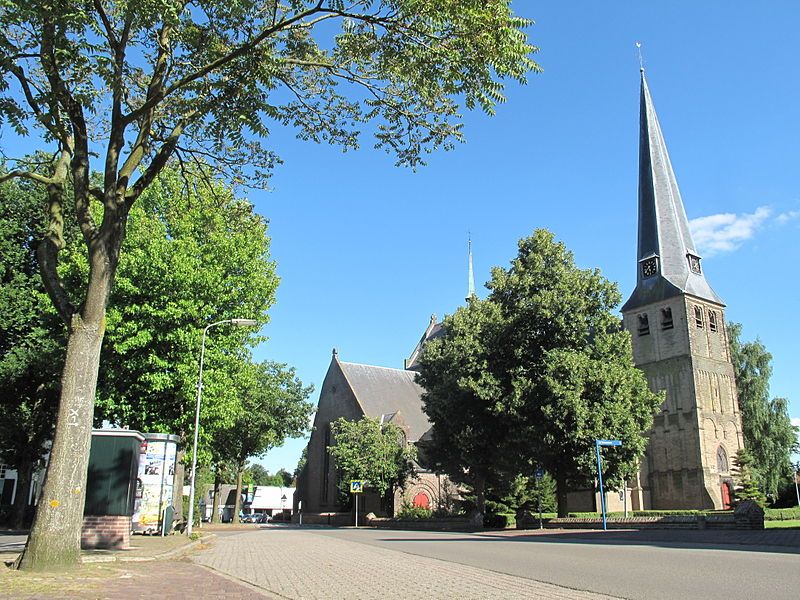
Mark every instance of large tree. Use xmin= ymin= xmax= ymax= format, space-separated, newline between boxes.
xmin=328 ymin=416 xmax=417 ymax=514
xmin=212 ymin=361 xmax=313 ymax=524
xmin=419 ymin=230 xmax=660 ymax=517
xmin=415 ymin=297 xmax=510 ymax=514
xmin=0 ymin=1 xmax=538 ymax=569
xmin=728 ymin=323 xmax=797 ymax=500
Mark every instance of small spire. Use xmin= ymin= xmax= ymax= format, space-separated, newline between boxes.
xmin=332 ymin=347 xmax=338 ymax=358
xmin=466 ymin=234 xmax=476 ymax=302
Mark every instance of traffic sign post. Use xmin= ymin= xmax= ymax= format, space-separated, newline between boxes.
xmin=595 ymin=440 xmax=622 ymax=531
xmin=350 ymin=480 xmax=364 ymax=528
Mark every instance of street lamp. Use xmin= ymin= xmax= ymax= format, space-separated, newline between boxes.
xmin=187 ymin=318 xmax=258 ymax=536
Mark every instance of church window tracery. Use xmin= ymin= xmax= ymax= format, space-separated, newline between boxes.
xmin=660 ymin=307 xmax=673 ymax=330
xmin=694 ymin=305 xmax=704 ymax=328
xmin=709 ymin=310 xmax=718 ymax=332
xmin=637 ymin=313 xmax=650 ymax=336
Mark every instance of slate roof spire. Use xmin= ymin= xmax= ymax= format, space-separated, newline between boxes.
xmin=466 ymin=235 xmax=476 ymax=302
xmin=622 ymin=70 xmax=723 ymax=312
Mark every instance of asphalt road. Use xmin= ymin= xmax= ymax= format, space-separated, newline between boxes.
xmin=308 ymin=527 xmax=800 ymax=600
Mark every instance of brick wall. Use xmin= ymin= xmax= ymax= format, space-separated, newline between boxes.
xmin=82 ymin=515 xmax=132 ymax=549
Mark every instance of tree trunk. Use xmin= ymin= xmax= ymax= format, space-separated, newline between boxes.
xmin=11 ymin=457 xmax=35 ymax=530
xmin=17 ymin=316 xmax=105 ymax=570
xmin=232 ymin=468 xmax=243 ymax=525
xmin=555 ymin=473 xmax=569 ymax=518
xmin=210 ymin=469 xmax=222 ymax=524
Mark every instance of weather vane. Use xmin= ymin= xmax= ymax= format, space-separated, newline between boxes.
xmin=636 ymin=42 xmax=644 ymax=71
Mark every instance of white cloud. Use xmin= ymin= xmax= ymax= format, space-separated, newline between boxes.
xmin=777 ymin=210 xmax=800 ymax=224
xmin=690 ymin=206 xmax=772 ymax=257
xmin=791 ymin=418 xmax=800 ymax=428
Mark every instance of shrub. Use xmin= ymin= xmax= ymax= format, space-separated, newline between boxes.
xmin=764 ymin=507 xmax=800 ymax=521
xmin=484 ymin=512 xmax=515 ymax=528
xmin=396 ymin=505 xmax=433 ymax=520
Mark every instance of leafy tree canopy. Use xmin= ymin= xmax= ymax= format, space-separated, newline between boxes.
xmin=418 ymin=230 xmax=661 ymax=516
xmin=328 ymin=416 xmax=416 ymax=502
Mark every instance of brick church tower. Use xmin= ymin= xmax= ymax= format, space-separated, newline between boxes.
xmin=621 ymin=70 xmax=744 ymax=509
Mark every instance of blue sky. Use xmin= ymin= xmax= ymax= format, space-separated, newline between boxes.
xmin=249 ymin=2 xmax=800 ymax=473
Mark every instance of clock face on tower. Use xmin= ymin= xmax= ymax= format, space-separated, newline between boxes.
xmin=641 ymin=257 xmax=658 ymax=278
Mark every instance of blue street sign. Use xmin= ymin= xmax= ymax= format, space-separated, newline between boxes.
xmin=596 ymin=440 xmax=622 ymax=447
xmin=350 ymin=480 xmax=364 ymax=494
xmin=534 ymin=468 xmax=544 ymax=480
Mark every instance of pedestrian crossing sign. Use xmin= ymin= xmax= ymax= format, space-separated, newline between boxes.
xmin=350 ymin=480 xmax=364 ymax=493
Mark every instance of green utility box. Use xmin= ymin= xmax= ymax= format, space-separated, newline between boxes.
xmin=85 ymin=430 xmax=144 ymax=517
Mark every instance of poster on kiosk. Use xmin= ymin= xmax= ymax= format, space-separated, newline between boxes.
xmin=132 ymin=433 xmax=179 ymax=534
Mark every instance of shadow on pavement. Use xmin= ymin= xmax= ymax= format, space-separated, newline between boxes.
xmin=375 ymin=528 xmax=800 ymax=555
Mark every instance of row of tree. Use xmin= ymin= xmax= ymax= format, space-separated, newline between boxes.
xmin=0 ymin=167 xmax=313 ymax=532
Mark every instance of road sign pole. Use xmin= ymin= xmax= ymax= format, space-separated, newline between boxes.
xmin=595 ymin=441 xmax=607 ymax=531
xmin=355 ymin=493 xmax=358 ymax=528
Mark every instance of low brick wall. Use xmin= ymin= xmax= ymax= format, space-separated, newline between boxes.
xmin=293 ymin=512 xmax=354 ymax=526
xmin=82 ymin=515 xmax=132 ymax=549
xmin=366 ymin=512 xmax=482 ymax=531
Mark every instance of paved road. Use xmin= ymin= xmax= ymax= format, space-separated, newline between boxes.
xmin=308 ymin=527 xmax=800 ymax=600
xmin=195 ymin=527 xmax=617 ymax=599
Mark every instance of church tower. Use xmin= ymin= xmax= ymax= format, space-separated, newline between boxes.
xmin=621 ymin=70 xmax=744 ymax=509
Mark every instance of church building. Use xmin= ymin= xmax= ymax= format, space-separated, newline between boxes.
xmin=621 ymin=69 xmax=744 ymax=510
xmin=295 ymin=70 xmax=746 ymax=519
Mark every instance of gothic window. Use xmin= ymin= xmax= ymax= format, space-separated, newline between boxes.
xmin=637 ymin=313 xmax=650 ymax=336
xmin=709 ymin=310 xmax=718 ymax=332
xmin=687 ymin=253 xmax=702 ymax=274
xmin=661 ymin=307 xmax=674 ymax=330
xmin=716 ymin=446 xmax=729 ymax=474
xmin=694 ymin=305 xmax=704 ymax=328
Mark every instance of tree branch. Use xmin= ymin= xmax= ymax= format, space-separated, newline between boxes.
xmin=123 ymin=3 xmax=326 ymax=125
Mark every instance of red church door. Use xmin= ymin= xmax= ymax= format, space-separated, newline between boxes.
xmin=413 ymin=492 xmax=430 ymax=509
xmin=721 ymin=482 xmax=732 ymax=509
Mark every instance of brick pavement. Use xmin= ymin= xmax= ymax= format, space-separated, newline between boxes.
xmin=193 ymin=529 xmax=621 ymax=600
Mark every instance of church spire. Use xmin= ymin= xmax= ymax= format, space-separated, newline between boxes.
xmin=622 ymin=71 xmax=723 ymax=312
xmin=466 ymin=235 xmax=476 ymax=302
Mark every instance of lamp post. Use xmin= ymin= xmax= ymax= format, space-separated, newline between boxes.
xmin=794 ymin=462 xmax=800 ymax=508
xmin=187 ymin=318 xmax=258 ymax=536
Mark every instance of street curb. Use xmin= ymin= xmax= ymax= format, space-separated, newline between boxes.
xmin=81 ymin=533 xmax=217 ymax=564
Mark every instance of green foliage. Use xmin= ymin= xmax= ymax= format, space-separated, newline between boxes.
xmin=328 ymin=416 xmax=417 ymax=500
xmin=396 ymin=504 xmax=434 ymax=520
xmin=245 ymin=464 xmax=293 ymax=487
xmin=1 ymin=1 xmax=539 ymax=177
xmin=214 ymin=361 xmax=314 ymax=469
xmin=733 ymin=449 xmax=767 ymax=507
xmin=418 ymin=230 xmax=661 ymax=516
xmin=84 ymin=167 xmax=279 ymax=457
xmin=764 ymin=507 xmax=800 ymax=521
xmin=0 ymin=174 xmax=62 ymax=514
xmin=484 ymin=512 xmax=515 ymax=529
xmin=728 ymin=323 xmax=797 ymax=500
